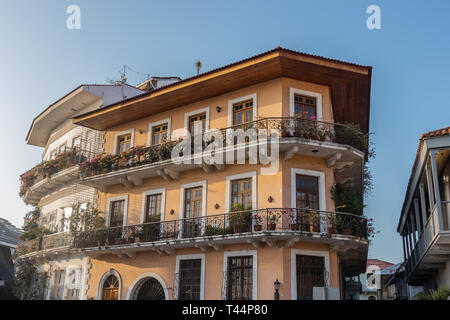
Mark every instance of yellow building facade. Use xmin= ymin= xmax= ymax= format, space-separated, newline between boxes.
xmin=70 ymin=48 xmax=372 ymax=300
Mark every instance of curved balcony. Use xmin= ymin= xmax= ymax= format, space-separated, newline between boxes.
xmin=17 ymin=232 xmax=74 ymax=259
xmin=72 ymin=208 xmax=371 ymax=276
xmin=20 ymin=148 xmax=95 ymax=205
xmin=79 ymin=118 xmax=368 ymax=192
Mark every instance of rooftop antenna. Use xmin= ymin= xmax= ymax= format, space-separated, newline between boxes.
xmin=195 ymin=60 xmax=202 ymax=75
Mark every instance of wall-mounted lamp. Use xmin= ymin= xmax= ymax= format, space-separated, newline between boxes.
xmin=139 ymin=129 xmax=145 ymax=134
xmin=214 ymin=203 xmax=220 ymax=209
xmin=216 ymin=106 xmax=222 ymax=113
xmin=268 ymin=196 xmax=274 ymax=203
xmin=170 ymin=209 xmax=175 ymax=215
xmin=274 ymin=278 xmax=280 ymax=300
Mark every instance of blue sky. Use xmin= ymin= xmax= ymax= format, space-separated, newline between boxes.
xmin=1 ymin=0 xmax=449 ymax=263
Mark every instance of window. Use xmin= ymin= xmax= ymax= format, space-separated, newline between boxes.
xmin=231 ymin=178 xmax=252 ymax=210
xmin=51 ymin=269 xmax=66 ymax=300
xmin=109 ymin=200 xmax=125 ymax=227
xmin=117 ymin=134 xmax=132 ymax=153
xmin=145 ymin=194 xmax=162 ymax=223
xmin=296 ymin=175 xmax=319 ymax=209
xmin=227 ymin=256 xmax=253 ymax=300
xmin=48 ymin=212 xmax=57 ymax=232
xmin=178 ymin=259 xmax=202 ymax=300
xmin=294 ymin=94 xmax=316 ymax=120
xmin=65 ymin=268 xmax=81 ymax=300
xmin=233 ymin=99 xmax=253 ymax=126
xmin=72 ymin=136 xmax=81 ymax=149
xmin=102 ymin=275 xmax=119 ymax=300
xmin=152 ymin=123 xmax=168 ymax=145
xmin=183 ymin=187 xmax=203 ymax=238
xmin=49 ymin=149 xmax=57 ymax=160
xmin=63 ymin=207 xmax=73 ymax=232
xmin=296 ymin=255 xmax=325 ymax=300
xmin=188 ymin=113 xmax=206 ymax=135
xmin=58 ymin=143 xmax=67 ymax=155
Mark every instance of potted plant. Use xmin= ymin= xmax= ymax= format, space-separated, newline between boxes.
xmin=307 ymin=210 xmax=320 ymax=232
xmin=229 ymin=204 xmax=252 ymax=233
xmin=267 ymin=211 xmax=280 ymax=230
xmin=287 ymin=210 xmax=298 ymax=230
xmin=253 ymin=214 xmax=262 ymax=232
xmin=327 ymin=214 xmax=338 ymax=234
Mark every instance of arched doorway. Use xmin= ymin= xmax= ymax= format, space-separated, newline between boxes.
xmin=133 ymin=277 xmax=166 ymax=300
xmin=102 ymin=274 xmax=120 ymax=300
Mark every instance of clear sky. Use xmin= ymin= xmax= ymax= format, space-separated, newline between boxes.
xmin=1 ymin=0 xmax=449 ymax=263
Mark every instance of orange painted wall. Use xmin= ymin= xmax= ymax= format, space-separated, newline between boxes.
xmin=87 ymin=76 xmax=342 ymax=300
xmin=86 ymin=242 xmax=339 ymax=300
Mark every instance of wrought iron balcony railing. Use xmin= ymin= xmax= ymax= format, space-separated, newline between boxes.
xmin=19 ymin=147 xmax=96 ymax=199
xmin=72 ymin=208 xmax=371 ymax=250
xmin=79 ymin=117 xmax=369 ymax=178
xmin=17 ymin=232 xmax=74 ymax=256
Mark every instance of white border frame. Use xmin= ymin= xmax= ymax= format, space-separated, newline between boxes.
xmin=106 ymin=195 xmax=129 ymax=227
xmin=222 ymin=250 xmax=258 ymax=300
xmin=140 ymin=188 xmax=166 ymax=224
xmin=113 ymin=128 xmax=135 ymax=154
xmin=97 ymin=269 xmax=122 ymax=300
xmin=228 ymin=93 xmax=258 ymax=126
xmin=290 ymin=168 xmax=326 ymax=211
xmin=126 ymin=272 xmax=169 ymax=300
xmin=289 ymin=88 xmax=322 ymax=121
xmin=184 ymin=107 xmax=210 ymax=136
xmin=148 ymin=118 xmax=172 ymax=146
xmin=290 ymin=249 xmax=330 ymax=300
xmin=225 ymin=171 xmax=257 ymax=213
xmin=174 ymin=253 xmax=206 ymax=300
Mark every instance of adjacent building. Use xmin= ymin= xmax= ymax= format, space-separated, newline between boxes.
xmin=16 ymin=47 xmax=374 ymax=300
xmin=0 ymin=218 xmax=21 ymax=299
xmin=397 ymin=126 xmax=450 ymax=297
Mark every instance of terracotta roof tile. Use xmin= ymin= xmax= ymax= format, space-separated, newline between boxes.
xmin=399 ymin=126 xmax=450 ymax=230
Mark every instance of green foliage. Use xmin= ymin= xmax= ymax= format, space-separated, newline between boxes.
xmin=14 ymin=259 xmax=47 ymax=300
xmin=204 ymin=225 xmax=233 ymax=236
xmin=331 ymin=183 xmax=364 ymax=215
xmin=62 ymin=203 xmax=105 ymax=233
xmin=414 ymin=287 xmax=450 ymax=300
xmin=20 ymin=208 xmax=51 ymax=241
xmin=229 ymin=203 xmax=252 ymax=229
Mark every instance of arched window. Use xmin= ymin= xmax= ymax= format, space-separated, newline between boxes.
xmin=102 ymin=275 xmax=120 ymax=300
xmin=132 ymin=277 xmax=166 ymax=300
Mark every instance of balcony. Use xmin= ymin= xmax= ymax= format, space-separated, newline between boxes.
xmin=78 ymin=118 xmax=368 ymax=192
xmin=17 ymin=232 xmax=74 ymax=259
xmin=405 ymin=201 xmax=450 ymax=285
xmin=72 ymin=208 xmax=371 ymax=276
xmin=20 ymin=148 xmax=94 ymax=205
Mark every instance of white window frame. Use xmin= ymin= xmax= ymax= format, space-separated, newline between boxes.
xmin=289 ymin=88 xmax=323 ymax=121
xmin=290 ymin=168 xmax=326 ymax=211
xmin=179 ymin=181 xmax=207 ymax=239
xmin=97 ymin=269 xmax=122 ymax=300
xmin=64 ymin=266 xmax=82 ymax=300
xmin=290 ymin=248 xmax=330 ymax=300
xmin=222 ymin=250 xmax=258 ymax=300
xmin=140 ymin=188 xmax=166 ymax=224
xmin=126 ymin=272 xmax=169 ymax=300
xmin=174 ymin=253 xmax=206 ymax=300
xmin=225 ymin=171 xmax=257 ymax=213
xmin=113 ymin=128 xmax=135 ymax=154
xmin=106 ymin=195 xmax=129 ymax=227
xmin=148 ymin=118 xmax=172 ymax=146
xmin=184 ymin=107 xmax=210 ymax=136
xmin=179 ymin=181 xmax=207 ymax=219
xmin=228 ymin=93 xmax=258 ymax=127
